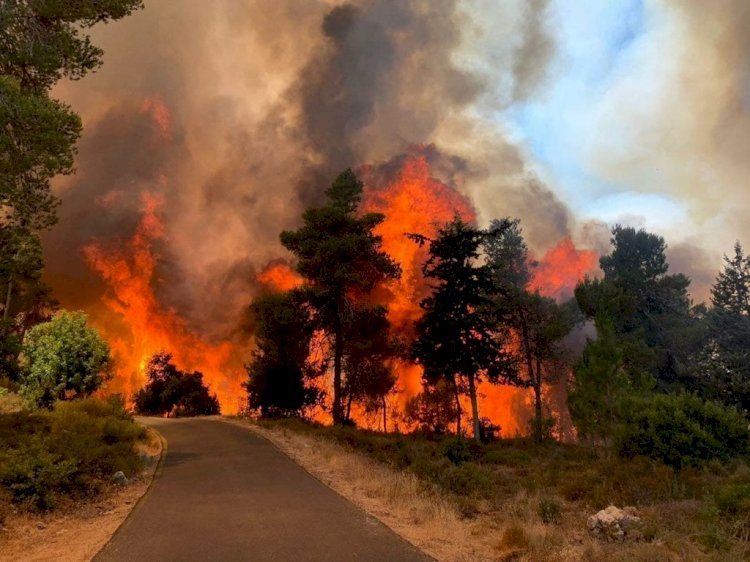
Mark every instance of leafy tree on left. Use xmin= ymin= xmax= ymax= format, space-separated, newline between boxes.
xmin=19 ymin=310 xmax=112 ymax=408
xmin=0 ymin=0 xmax=143 ymax=380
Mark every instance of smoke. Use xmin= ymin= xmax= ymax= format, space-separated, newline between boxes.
xmin=46 ymin=0 xmax=573 ymax=344
xmin=511 ymin=0 xmax=554 ymax=102
xmin=577 ymin=0 xmax=750 ymax=291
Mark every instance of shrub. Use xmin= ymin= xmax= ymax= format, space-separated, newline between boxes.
xmin=0 ymin=397 xmax=145 ymax=510
xmin=0 ymin=434 xmax=78 ymax=509
xmin=538 ymin=497 xmax=562 ymax=524
xmin=441 ymin=462 xmax=494 ymax=497
xmin=441 ymin=436 xmax=471 ymax=465
xmin=616 ymin=394 xmax=750 ymax=470
xmin=134 ymin=351 xmax=220 ymax=416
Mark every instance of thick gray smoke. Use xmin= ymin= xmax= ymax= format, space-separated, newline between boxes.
xmin=48 ymin=0 xmax=570 ymax=341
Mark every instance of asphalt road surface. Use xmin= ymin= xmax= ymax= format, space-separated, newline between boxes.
xmin=95 ymin=417 xmax=432 ymax=562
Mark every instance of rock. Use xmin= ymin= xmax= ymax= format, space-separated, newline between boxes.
xmin=112 ymin=471 xmax=129 ymax=486
xmin=587 ymin=505 xmax=641 ymax=541
xmin=36 ymin=522 xmax=47 ymax=530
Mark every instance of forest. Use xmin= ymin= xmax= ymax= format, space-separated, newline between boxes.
xmin=244 ymin=168 xmax=750 ymax=466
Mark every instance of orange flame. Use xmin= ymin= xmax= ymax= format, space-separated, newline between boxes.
xmin=529 ymin=236 xmax=598 ymax=301
xmin=257 ymin=261 xmax=303 ymax=292
xmin=82 ymin=192 xmax=245 ymax=413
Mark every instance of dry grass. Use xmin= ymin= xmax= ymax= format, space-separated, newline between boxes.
xmin=0 ymin=390 xmax=23 ymax=414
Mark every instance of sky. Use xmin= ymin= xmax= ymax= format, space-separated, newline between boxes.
xmin=461 ymin=0 xmax=750 ymax=301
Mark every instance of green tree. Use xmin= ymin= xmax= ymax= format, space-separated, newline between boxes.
xmin=575 ymin=226 xmax=694 ymax=389
xmin=0 ymin=0 xmax=142 ymax=381
xmin=243 ymin=291 xmax=320 ymax=418
xmin=411 ymin=217 xmax=515 ymax=443
xmin=711 ymin=241 xmax=750 ymax=316
xmin=341 ymin=306 xmax=399 ymax=429
xmin=19 ymin=311 xmax=111 ymax=408
xmin=280 ymin=169 xmax=400 ymax=424
xmin=568 ymin=316 xmax=655 ymax=443
xmin=694 ymin=242 xmax=750 ymax=411
xmin=0 ymin=0 xmax=144 ymax=94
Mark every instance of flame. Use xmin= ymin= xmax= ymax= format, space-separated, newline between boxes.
xmin=358 ymin=153 xmax=597 ymax=436
xmin=257 ymin=261 xmax=303 ymax=292
xmin=529 ymin=236 xmax=598 ymax=301
xmin=140 ymin=96 xmax=172 ymax=142
xmin=82 ymin=191 xmax=244 ymax=413
xmin=363 ymin=154 xmax=475 ymax=332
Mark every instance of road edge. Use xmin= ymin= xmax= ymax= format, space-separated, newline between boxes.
xmin=91 ymin=421 xmax=167 ymax=560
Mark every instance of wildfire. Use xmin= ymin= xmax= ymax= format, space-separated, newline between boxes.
xmin=82 ymin=191 xmax=244 ymax=413
xmin=257 ymin=261 xmax=303 ymax=292
xmin=529 ymin=237 xmax=598 ymax=301
xmin=358 ymin=152 xmax=598 ymax=436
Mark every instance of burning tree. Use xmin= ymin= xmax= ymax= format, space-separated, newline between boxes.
xmin=280 ymin=169 xmax=400 ymax=425
xmin=134 ymin=351 xmax=220 ymax=417
xmin=484 ymin=218 xmax=575 ymax=440
xmin=410 ymin=217 xmax=516 ymax=443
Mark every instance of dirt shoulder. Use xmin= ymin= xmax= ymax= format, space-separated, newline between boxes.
xmin=0 ymin=426 xmax=163 ymax=562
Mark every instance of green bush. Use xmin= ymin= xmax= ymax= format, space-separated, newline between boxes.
xmin=616 ymin=394 xmax=750 ymax=470
xmin=441 ymin=462 xmax=494 ymax=497
xmin=0 ymin=434 xmax=77 ymax=509
xmin=0 ymin=397 xmax=145 ymax=510
xmin=19 ymin=311 xmax=111 ymax=408
xmin=537 ymin=497 xmax=562 ymax=524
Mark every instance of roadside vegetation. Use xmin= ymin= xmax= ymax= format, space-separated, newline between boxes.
xmin=0 ymin=396 xmax=146 ymax=514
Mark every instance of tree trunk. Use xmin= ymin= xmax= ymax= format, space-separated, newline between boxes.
xmin=332 ymin=310 xmax=344 ymax=425
xmin=3 ymin=275 xmax=12 ymax=321
xmin=519 ymin=315 xmax=539 ymax=439
xmin=467 ymin=372 xmax=481 ymax=443
xmin=533 ymin=355 xmax=543 ymax=441
xmin=346 ymin=392 xmax=353 ymax=422
xmin=382 ymin=395 xmax=387 ymax=433
xmin=452 ymin=375 xmax=462 ymax=436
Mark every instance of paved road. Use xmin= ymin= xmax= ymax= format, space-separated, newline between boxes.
xmin=95 ymin=418 xmax=431 ymax=562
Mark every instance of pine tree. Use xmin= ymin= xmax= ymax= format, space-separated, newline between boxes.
xmin=711 ymin=241 xmax=750 ymax=316
xmin=411 ymin=217 xmax=515 ymax=443
xmin=281 ymin=170 xmax=400 ymax=424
